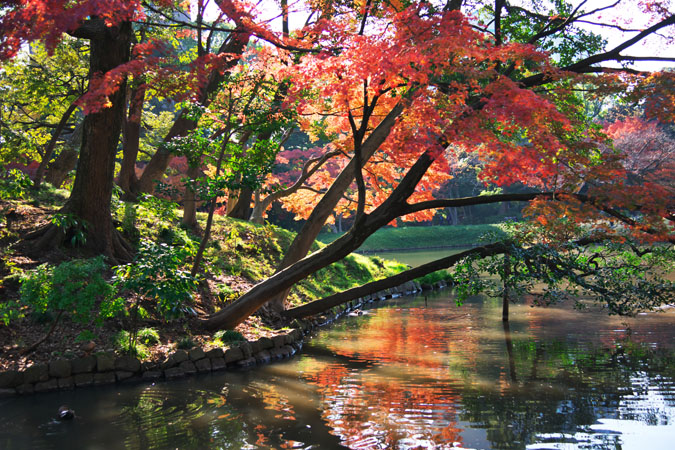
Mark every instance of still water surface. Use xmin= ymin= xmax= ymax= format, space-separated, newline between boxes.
xmin=1 ymin=292 xmax=674 ymax=449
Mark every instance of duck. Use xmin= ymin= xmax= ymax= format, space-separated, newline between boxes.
xmin=57 ymin=406 xmax=75 ymax=421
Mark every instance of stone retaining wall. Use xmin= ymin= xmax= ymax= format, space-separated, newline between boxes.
xmin=0 ymin=279 xmax=446 ymax=397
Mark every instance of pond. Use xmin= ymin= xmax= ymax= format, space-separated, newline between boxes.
xmin=1 ymin=292 xmax=674 ymax=449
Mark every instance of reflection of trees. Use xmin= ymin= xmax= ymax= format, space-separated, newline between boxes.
xmin=299 ymin=304 xmax=478 ymax=448
xmin=459 ymin=337 xmax=675 ymax=450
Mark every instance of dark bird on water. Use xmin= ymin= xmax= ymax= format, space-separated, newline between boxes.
xmin=57 ymin=406 xmax=75 ymax=421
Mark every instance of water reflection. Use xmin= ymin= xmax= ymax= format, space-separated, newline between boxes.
xmin=0 ymin=292 xmax=673 ymax=449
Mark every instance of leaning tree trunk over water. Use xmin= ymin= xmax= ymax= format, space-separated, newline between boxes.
xmin=283 ymin=243 xmax=507 ymax=319
xmin=263 ymin=102 xmax=406 ymax=314
xmin=25 ymin=19 xmax=134 ymax=261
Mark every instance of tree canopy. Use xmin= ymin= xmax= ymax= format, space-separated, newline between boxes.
xmin=1 ymin=0 xmax=674 ymax=330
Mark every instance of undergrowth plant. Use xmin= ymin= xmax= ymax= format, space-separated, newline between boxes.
xmin=18 ymin=256 xmax=113 ymax=352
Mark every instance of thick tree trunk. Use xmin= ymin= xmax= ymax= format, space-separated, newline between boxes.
xmin=200 ymin=149 xmax=433 ymax=330
xmin=45 ymin=147 xmax=78 ymax=188
xmin=26 ymin=20 xmax=133 ymax=261
xmin=118 ymin=82 xmax=146 ymax=197
xmin=65 ymin=21 xmax=133 ymax=258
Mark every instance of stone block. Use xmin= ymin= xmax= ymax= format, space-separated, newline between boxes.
xmin=211 ymin=357 xmax=226 ymax=371
xmin=224 ymin=347 xmax=244 ymax=364
xmin=94 ymin=372 xmax=116 ymax=385
xmin=141 ymin=361 xmax=158 ymax=371
xmin=272 ymin=335 xmax=286 ymax=348
xmin=195 ymin=358 xmax=211 ymax=373
xmin=257 ymin=337 xmax=274 ymax=350
xmin=23 ymin=364 xmax=49 ymax=384
xmin=49 ymin=359 xmax=72 ymax=378
xmin=116 ymin=371 xmax=134 ymax=381
xmin=71 ymin=355 xmax=96 ymax=374
xmin=254 ymin=350 xmax=271 ymax=365
xmin=16 ymin=383 xmax=34 ymax=395
xmin=96 ymin=353 xmax=115 ymax=372
xmin=239 ymin=342 xmax=252 ymax=358
xmin=58 ymin=377 xmax=74 ymax=390
xmin=115 ymin=356 xmax=141 ymax=373
xmin=188 ymin=347 xmax=205 ymax=361
xmin=249 ymin=340 xmax=261 ymax=354
xmin=35 ymin=379 xmax=59 ymax=392
xmin=282 ymin=345 xmax=296 ymax=358
xmin=164 ymin=367 xmax=185 ymax=380
xmin=142 ymin=371 xmax=162 ymax=381
xmin=179 ymin=360 xmax=197 ymax=375
xmin=74 ymin=373 xmax=94 ymax=387
xmin=172 ymin=349 xmax=189 ymax=363
xmin=283 ymin=333 xmax=295 ymax=345
xmin=0 ymin=370 xmax=22 ymax=388
xmin=237 ymin=357 xmax=256 ymax=369
xmin=0 ymin=388 xmax=16 ymax=397
xmin=206 ymin=348 xmax=224 ymax=359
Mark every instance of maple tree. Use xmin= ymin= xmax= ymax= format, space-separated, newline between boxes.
xmin=1 ymin=0 xmax=674 ymax=330
xmin=201 ymin=0 xmax=675 ymax=329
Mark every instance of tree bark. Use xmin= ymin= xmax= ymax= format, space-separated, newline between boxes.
xmin=26 ymin=19 xmax=134 ymax=261
xmin=264 ymin=102 xmax=405 ymax=312
xmin=283 ymin=243 xmax=506 ymax=319
xmin=227 ymin=186 xmax=253 ymax=219
xmin=181 ymin=164 xmax=200 ymax=228
xmin=118 ymin=81 xmax=146 ymax=196
xmin=32 ymin=100 xmax=79 ymax=189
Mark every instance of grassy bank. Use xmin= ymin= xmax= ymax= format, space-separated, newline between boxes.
xmin=0 ymin=186 xmax=407 ymax=370
xmin=317 ymin=224 xmax=508 ymax=252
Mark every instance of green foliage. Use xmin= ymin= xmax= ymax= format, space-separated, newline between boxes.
xmin=0 ymin=169 xmax=32 ymax=199
xmin=75 ymin=329 xmax=96 ymax=343
xmin=112 ymin=240 xmax=198 ymax=320
xmin=416 ymin=270 xmax=454 ymax=286
xmin=19 ymin=256 xmax=113 ymax=324
xmin=451 ymin=233 xmax=675 ymax=315
xmin=137 ymin=327 xmax=160 ymax=345
xmin=0 ymin=299 xmax=23 ymax=326
xmin=318 ymin=224 xmax=507 ymax=251
xmin=113 ymin=330 xmax=150 ymax=359
xmin=214 ymin=329 xmax=245 ymax=344
xmin=51 ymin=212 xmax=88 ymax=246
xmin=176 ymin=336 xmax=196 ymax=350
xmin=138 ymin=194 xmax=179 ymax=222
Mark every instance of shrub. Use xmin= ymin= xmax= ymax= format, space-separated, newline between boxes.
xmin=20 ymin=256 xmax=113 ymax=324
xmin=137 ymin=327 xmax=160 ymax=345
xmin=214 ymin=329 xmax=245 ymax=344
xmin=112 ymin=240 xmax=198 ymax=320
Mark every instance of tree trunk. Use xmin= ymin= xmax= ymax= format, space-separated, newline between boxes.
xmin=200 ymin=149 xmax=433 ymax=330
xmin=45 ymin=148 xmax=78 ymax=188
xmin=181 ymin=164 xmax=200 ymax=228
xmin=27 ymin=20 xmax=133 ymax=261
xmin=228 ymin=186 xmax=253 ymax=219
xmin=65 ymin=20 xmax=133 ymax=258
xmin=33 ymin=100 xmax=79 ymax=189
xmin=45 ymin=121 xmax=83 ymax=188
xmin=264 ymin=102 xmax=405 ymax=313
xmin=283 ymin=243 xmax=506 ymax=319
xmin=118 ymin=81 xmax=146 ymax=197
